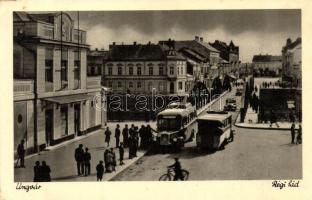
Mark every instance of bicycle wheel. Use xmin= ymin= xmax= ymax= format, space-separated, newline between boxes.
xmin=159 ymin=174 xmax=171 ymax=181
xmin=181 ymin=169 xmax=189 ymax=180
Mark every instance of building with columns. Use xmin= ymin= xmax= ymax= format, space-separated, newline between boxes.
xmin=13 ymin=12 xmax=104 ymax=154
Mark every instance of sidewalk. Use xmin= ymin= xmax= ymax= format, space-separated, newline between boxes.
xmin=14 ymin=121 xmax=156 ymax=182
xmin=235 ymin=107 xmax=300 ymax=130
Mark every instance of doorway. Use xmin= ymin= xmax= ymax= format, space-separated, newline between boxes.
xmin=74 ymin=104 xmax=81 ymax=136
xmin=45 ymin=109 xmax=53 ymax=147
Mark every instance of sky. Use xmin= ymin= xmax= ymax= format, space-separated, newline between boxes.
xmin=68 ymin=10 xmax=301 ymax=62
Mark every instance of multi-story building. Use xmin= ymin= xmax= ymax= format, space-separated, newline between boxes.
xmin=13 ymin=12 xmax=104 ymax=154
xmin=252 ymin=54 xmax=282 ymax=76
xmin=209 ymin=40 xmax=240 ymax=75
xmin=103 ymin=41 xmax=187 ymax=95
xmin=87 ymin=49 xmax=107 ymax=78
xmin=159 ymin=36 xmax=220 ymax=88
xmin=282 ymin=37 xmax=302 ymax=88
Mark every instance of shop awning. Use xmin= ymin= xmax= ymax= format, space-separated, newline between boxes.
xmin=44 ymin=94 xmax=93 ymax=105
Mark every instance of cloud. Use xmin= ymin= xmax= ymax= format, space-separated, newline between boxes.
xmin=86 ymin=23 xmax=300 ymax=62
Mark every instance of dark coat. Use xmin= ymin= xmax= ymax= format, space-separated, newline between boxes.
xmin=75 ymin=147 xmax=84 ymax=162
xmin=84 ymin=152 xmax=91 ymax=163
xmin=40 ymin=165 xmax=51 ymax=182
xmin=105 ymin=130 xmax=112 ymax=142
xmin=17 ymin=144 xmax=25 ymax=157
xmin=115 ymin=128 xmax=121 ymax=138
xmin=33 ymin=165 xmax=41 ymax=182
xmin=96 ymin=163 xmax=104 ymax=176
xmin=122 ymin=128 xmax=129 ymax=139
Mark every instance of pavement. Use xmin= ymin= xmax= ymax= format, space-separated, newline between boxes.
xmin=14 ymin=121 xmax=156 ymax=182
xmin=112 ymin=87 xmax=302 ymax=181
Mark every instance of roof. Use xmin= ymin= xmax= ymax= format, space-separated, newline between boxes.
xmin=197 ymin=112 xmax=232 ymax=121
xmin=283 ymin=37 xmax=301 ymax=52
xmin=159 ymin=40 xmax=219 ymax=59
xmin=107 ymin=43 xmax=185 ymax=61
xmin=179 ymin=48 xmax=207 ymax=62
xmin=88 ymin=50 xmax=108 ymax=58
xmin=158 ymin=108 xmax=189 ymax=117
xmin=252 ymin=55 xmax=282 ymax=62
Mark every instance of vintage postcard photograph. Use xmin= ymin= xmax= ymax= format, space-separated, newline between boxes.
xmin=12 ymin=9 xmax=302 ymax=182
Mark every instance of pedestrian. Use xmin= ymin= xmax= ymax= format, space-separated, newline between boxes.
xmin=104 ymin=127 xmax=112 ymax=147
xmin=291 ymin=123 xmax=296 ymax=144
xmin=146 ymin=124 xmax=153 ymax=147
xmin=139 ymin=125 xmax=146 ymax=149
xmin=128 ymin=135 xmax=134 ymax=159
xmin=122 ymin=124 xmax=129 ymax=148
xmin=296 ymin=124 xmax=302 ymax=144
xmin=133 ymin=127 xmax=139 ymax=157
xmin=84 ymin=147 xmax=91 ymax=176
xmin=129 ymin=124 xmax=135 ymax=137
xmin=110 ymin=148 xmax=117 ymax=172
xmin=115 ymin=124 xmax=121 ymax=148
xmin=104 ymin=149 xmax=111 ymax=173
xmin=74 ymin=144 xmax=85 ymax=176
xmin=41 ymin=161 xmax=51 ymax=182
xmin=96 ymin=161 xmax=104 ymax=181
xmin=119 ymin=142 xmax=125 ymax=165
xmin=17 ymin=139 xmax=26 ymax=168
xmin=33 ymin=161 xmax=41 ymax=182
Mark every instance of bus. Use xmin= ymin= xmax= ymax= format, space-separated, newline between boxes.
xmin=196 ymin=111 xmax=234 ymax=150
xmin=156 ymin=102 xmax=197 ymax=152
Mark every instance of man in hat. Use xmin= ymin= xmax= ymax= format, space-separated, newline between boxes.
xmin=17 ymin=139 xmax=26 ymax=168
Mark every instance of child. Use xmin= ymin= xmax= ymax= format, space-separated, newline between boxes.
xmin=96 ymin=160 xmax=104 ymax=181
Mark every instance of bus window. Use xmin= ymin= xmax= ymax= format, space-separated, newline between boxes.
xmin=157 ymin=116 xmax=181 ymax=131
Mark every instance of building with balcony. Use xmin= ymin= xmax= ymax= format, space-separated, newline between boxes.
xmin=13 ymin=12 xmax=104 ymax=153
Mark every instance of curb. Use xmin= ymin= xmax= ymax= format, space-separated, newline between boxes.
xmin=234 ymin=123 xmax=291 ymax=131
xmin=106 ymin=149 xmax=149 ymax=181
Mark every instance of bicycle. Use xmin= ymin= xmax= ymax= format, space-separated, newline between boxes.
xmin=159 ymin=168 xmax=189 ymax=181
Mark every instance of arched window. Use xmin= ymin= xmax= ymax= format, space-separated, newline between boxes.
xmin=129 ymin=66 xmax=133 ymax=75
xmin=118 ymin=66 xmax=122 ymax=75
xmin=159 ymin=66 xmax=164 ymax=76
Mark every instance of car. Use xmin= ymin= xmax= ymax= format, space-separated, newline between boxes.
xmin=223 ymin=98 xmax=237 ymax=111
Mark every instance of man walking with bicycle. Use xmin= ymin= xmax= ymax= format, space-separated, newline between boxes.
xmin=168 ymin=157 xmax=184 ymax=181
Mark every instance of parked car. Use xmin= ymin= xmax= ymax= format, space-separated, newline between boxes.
xmin=223 ymin=98 xmax=237 ymax=111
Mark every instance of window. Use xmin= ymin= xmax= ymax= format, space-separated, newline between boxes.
xmin=61 ymin=50 xmax=68 ymax=82
xmin=74 ymin=51 xmax=80 ymax=89
xmin=159 ymin=66 xmax=164 ymax=76
xmin=178 ymin=82 xmax=183 ymax=90
xmin=129 ymin=66 xmax=133 ymax=76
xmin=149 ymin=66 xmax=153 ymax=76
xmin=108 ymin=66 xmax=112 ymax=75
xmin=61 ymin=105 xmax=68 ymax=136
xmin=181 ymin=66 xmax=183 ymax=75
xmin=177 ymin=67 xmax=180 ymax=75
xmin=137 ymin=82 xmax=142 ymax=88
xmin=159 ymin=82 xmax=164 ymax=91
xmin=148 ymin=82 xmax=153 ymax=91
xmin=118 ymin=66 xmax=122 ymax=75
xmin=45 ymin=49 xmax=53 ymax=82
xmin=118 ymin=81 xmax=122 ymax=88
xmin=137 ymin=66 xmax=142 ymax=76
xmin=129 ymin=82 xmax=133 ymax=88
xmin=170 ymin=66 xmax=174 ymax=75
xmin=108 ymin=81 xmax=112 ymax=88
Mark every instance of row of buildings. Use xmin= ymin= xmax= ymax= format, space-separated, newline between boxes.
xmin=14 ymin=11 xmax=241 ymax=154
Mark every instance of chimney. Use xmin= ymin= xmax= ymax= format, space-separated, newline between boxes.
xmin=195 ymin=36 xmax=199 ymax=41
xmin=112 ymin=42 xmax=116 ymax=46
xmin=200 ymin=37 xmax=203 ymax=42
xmin=148 ymin=41 xmax=151 ymax=45
xmin=95 ymin=48 xmax=98 ymax=51
xmin=134 ymin=41 xmax=137 ymax=45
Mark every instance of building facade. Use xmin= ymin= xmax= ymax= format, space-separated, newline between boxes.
xmin=103 ymin=41 xmax=187 ymax=95
xmin=209 ymin=40 xmax=240 ymax=75
xmin=13 ymin=12 xmax=104 ymax=153
xmin=282 ymin=37 xmax=302 ymax=88
xmin=252 ymin=54 xmax=282 ymax=76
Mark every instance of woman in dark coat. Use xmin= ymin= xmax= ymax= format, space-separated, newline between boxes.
xmin=41 ymin=161 xmax=51 ymax=182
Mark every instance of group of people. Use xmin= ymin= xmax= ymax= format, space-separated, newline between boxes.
xmin=74 ymin=144 xmax=92 ymax=176
xmin=291 ymin=123 xmax=302 ymax=145
xmin=33 ymin=161 xmax=51 ymax=182
xmin=104 ymin=124 xmax=154 ymax=150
